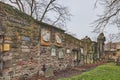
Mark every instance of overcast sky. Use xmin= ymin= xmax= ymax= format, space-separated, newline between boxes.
xmin=59 ymin=0 xmax=120 ymax=41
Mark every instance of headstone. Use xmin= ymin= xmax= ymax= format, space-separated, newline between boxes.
xmin=4 ymin=75 xmax=10 ymax=80
xmin=51 ymin=48 xmax=56 ymax=56
xmin=45 ymin=67 xmax=54 ymax=77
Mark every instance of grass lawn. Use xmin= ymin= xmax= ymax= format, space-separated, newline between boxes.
xmin=58 ymin=63 xmax=120 ymax=80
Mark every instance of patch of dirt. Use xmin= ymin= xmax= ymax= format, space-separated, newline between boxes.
xmin=25 ymin=61 xmax=105 ymax=80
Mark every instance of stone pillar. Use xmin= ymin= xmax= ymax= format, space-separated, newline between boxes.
xmin=92 ymin=42 xmax=98 ymax=63
xmin=97 ymin=33 xmax=106 ymax=60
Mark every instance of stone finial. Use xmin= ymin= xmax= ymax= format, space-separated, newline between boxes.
xmin=97 ymin=33 xmax=106 ymax=41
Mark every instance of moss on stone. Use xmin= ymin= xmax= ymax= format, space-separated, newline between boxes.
xmin=0 ymin=1 xmax=35 ymax=22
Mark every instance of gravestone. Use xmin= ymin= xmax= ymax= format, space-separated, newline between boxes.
xmin=45 ymin=67 xmax=54 ymax=77
xmin=3 ymin=74 xmax=11 ymax=80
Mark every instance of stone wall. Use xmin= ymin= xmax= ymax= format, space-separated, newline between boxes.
xmin=0 ymin=2 xmax=40 ymax=79
xmin=0 ymin=4 xmax=80 ymax=79
xmin=0 ymin=2 xmax=106 ymax=79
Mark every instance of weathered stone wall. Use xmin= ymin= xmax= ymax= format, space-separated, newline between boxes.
xmin=0 ymin=2 xmax=40 ymax=79
xmin=64 ymin=34 xmax=80 ymax=66
xmin=0 ymin=1 xmax=105 ymax=79
xmin=80 ymin=36 xmax=95 ymax=64
xmin=39 ymin=23 xmax=71 ymax=71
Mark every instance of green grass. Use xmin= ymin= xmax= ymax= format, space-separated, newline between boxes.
xmin=58 ymin=63 xmax=120 ymax=80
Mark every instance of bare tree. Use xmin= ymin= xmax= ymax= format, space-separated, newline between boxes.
xmin=8 ymin=0 xmax=25 ymax=12
xmin=1 ymin=0 xmax=71 ymax=28
xmin=107 ymin=34 xmax=116 ymax=49
xmin=35 ymin=0 xmax=71 ymax=28
xmin=93 ymin=0 xmax=120 ymax=33
xmin=108 ymin=34 xmax=116 ymax=42
xmin=25 ymin=0 xmax=36 ymax=16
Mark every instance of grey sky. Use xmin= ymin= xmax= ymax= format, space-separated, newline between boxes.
xmin=59 ymin=0 xmax=120 ymax=41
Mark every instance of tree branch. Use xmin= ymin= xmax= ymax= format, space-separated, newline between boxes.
xmin=40 ymin=0 xmax=56 ymax=22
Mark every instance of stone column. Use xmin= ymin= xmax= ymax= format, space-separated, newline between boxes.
xmin=97 ymin=33 xmax=106 ymax=60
